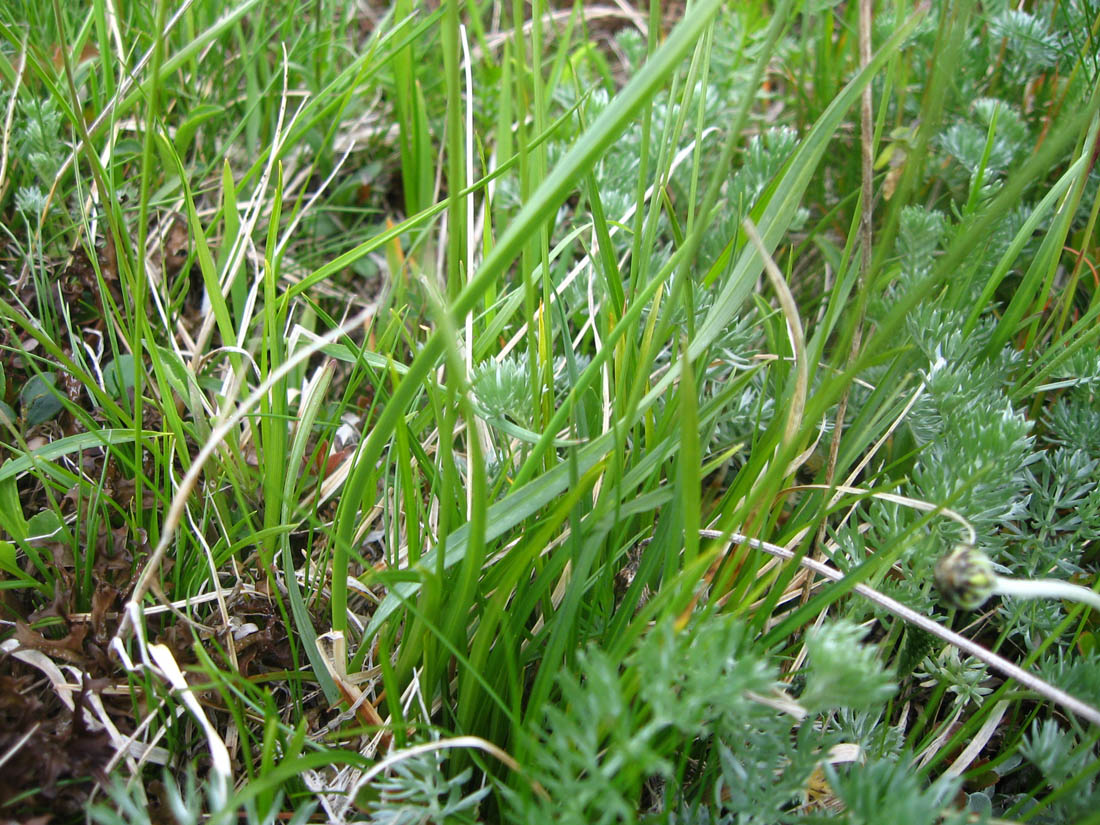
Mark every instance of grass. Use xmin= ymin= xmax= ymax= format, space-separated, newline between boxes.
xmin=1 ymin=0 xmax=1100 ymax=821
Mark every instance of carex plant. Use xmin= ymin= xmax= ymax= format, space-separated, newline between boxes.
xmin=2 ymin=0 xmax=1100 ymax=822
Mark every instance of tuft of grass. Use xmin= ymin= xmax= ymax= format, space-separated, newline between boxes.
xmin=1 ymin=0 xmax=1100 ymax=822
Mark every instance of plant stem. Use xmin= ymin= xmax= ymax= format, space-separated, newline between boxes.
xmin=994 ymin=577 xmax=1100 ymax=613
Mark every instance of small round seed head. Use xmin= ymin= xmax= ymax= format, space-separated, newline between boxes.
xmin=934 ymin=544 xmax=997 ymax=611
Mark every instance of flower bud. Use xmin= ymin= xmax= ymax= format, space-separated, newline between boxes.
xmin=934 ymin=544 xmax=997 ymax=610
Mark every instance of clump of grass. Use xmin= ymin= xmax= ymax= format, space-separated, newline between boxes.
xmin=1 ymin=0 xmax=1099 ymax=822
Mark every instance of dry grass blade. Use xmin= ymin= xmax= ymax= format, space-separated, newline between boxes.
xmin=0 ymin=35 xmax=25 ymax=200
xmin=147 ymin=643 xmax=231 ymax=779
xmin=942 ymin=700 xmax=1009 ymax=776
xmin=742 ymin=217 xmax=806 ymax=464
xmin=112 ymin=309 xmax=371 ymax=645
xmin=343 ymin=736 xmax=549 ymax=803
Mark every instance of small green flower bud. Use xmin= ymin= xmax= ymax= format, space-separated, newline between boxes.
xmin=934 ymin=544 xmax=997 ymax=610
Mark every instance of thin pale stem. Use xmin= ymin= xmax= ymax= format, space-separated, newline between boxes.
xmin=701 ymin=529 xmax=1100 ymax=727
xmin=993 ymin=577 xmax=1100 ymax=613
